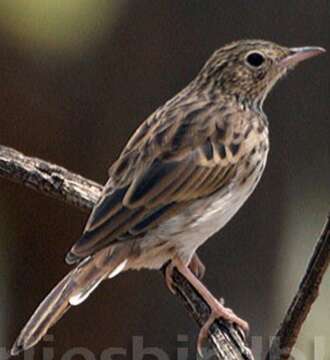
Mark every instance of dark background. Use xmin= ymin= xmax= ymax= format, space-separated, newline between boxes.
xmin=0 ymin=1 xmax=329 ymax=359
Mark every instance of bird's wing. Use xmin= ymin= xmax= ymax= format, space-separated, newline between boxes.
xmin=66 ymin=100 xmax=250 ymax=263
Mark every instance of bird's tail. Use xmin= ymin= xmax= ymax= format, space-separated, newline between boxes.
xmin=11 ymin=246 xmax=129 ymax=356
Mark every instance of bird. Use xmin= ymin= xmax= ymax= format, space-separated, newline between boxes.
xmin=11 ymin=39 xmax=325 ymax=356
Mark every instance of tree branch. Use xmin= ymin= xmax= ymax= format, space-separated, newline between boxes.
xmin=0 ymin=145 xmax=101 ymax=211
xmin=266 ymin=215 xmax=330 ymax=359
xmin=1 ymin=144 xmax=329 ymax=359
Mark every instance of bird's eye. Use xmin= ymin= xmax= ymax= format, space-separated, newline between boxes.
xmin=245 ymin=52 xmax=265 ymax=68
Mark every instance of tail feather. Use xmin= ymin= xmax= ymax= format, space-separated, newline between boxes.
xmin=11 ymin=247 xmax=129 ymax=356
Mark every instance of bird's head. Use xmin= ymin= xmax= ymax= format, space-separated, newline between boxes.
xmin=198 ymin=39 xmax=325 ymax=108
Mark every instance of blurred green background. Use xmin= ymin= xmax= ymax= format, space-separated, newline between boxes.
xmin=0 ymin=1 xmax=329 ymax=358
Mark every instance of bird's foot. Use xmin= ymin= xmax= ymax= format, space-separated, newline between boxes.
xmin=167 ymin=257 xmax=248 ymax=357
xmin=197 ymin=301 xmax=249 ymax=356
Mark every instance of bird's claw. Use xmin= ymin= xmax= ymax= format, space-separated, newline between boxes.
xmin=197 ymin=304 xmax=249 ymax=357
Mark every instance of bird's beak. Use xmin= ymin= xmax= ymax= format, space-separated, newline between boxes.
xmin=280 ymin=46 xmax=326 ymax=67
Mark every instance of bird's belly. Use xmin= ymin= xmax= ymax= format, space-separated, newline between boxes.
xmin=172 ymin=178 xmax=258 ymax=257
xmin=175 ymin=151 xmax=268 ymax=253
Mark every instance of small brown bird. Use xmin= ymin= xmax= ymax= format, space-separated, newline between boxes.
xmin=11 ymin=40 xmax=325 ymax=356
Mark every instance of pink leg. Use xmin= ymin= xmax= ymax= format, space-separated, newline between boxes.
xmin=165 ymin=253 xmax=205 ymax=293
xmin=189 ymin=253 xmax=206 ymax=280
xmin=165 ymin=261 xmax=177 ymax=294
xmin=165 ymin=257 xmax=249 ymax=356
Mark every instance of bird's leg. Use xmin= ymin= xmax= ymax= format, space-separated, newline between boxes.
xmin=165 ymin=253 xmax=205 ymax=293
xmin=188 ymin=253 xmax=206 ymax=280
xmin=167 ymin=257 xmax=249 ymax=356
xmin=164 ymin=261 xmax=177 ymax=294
